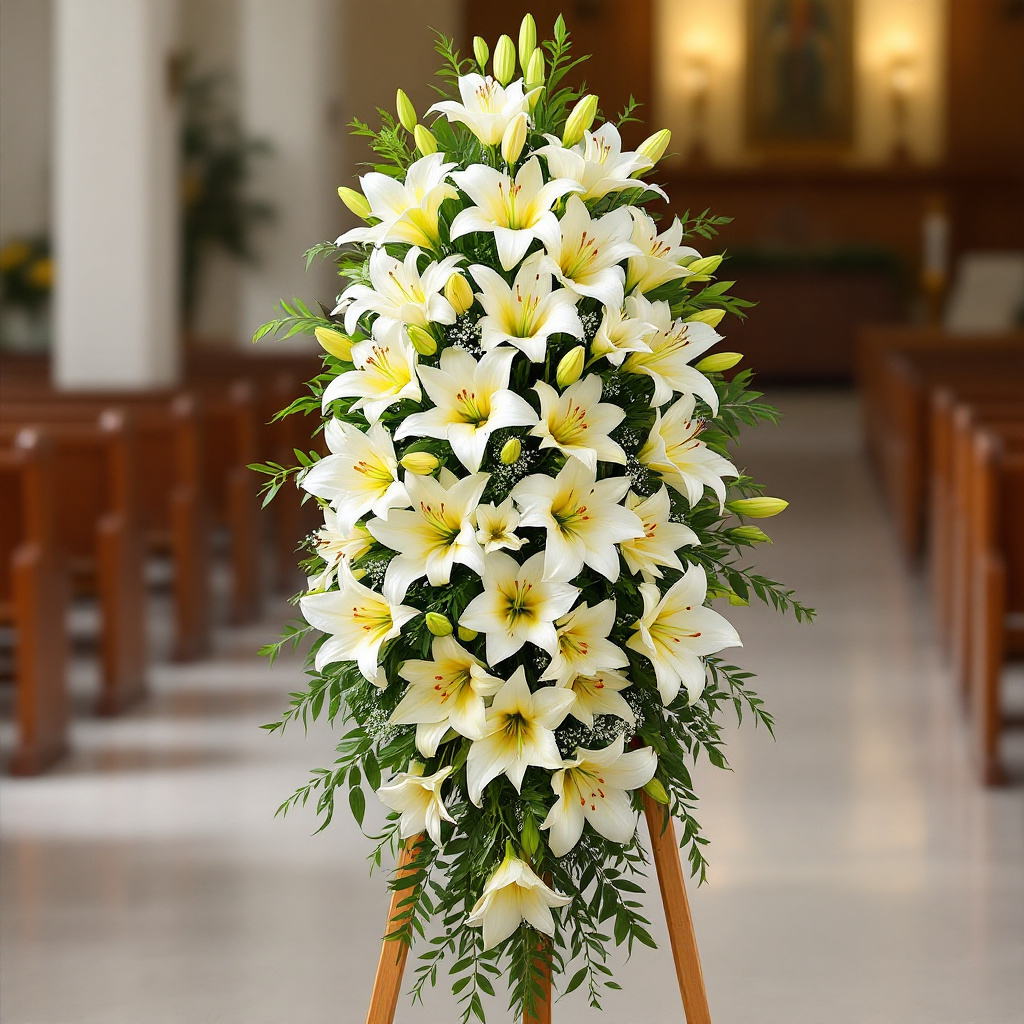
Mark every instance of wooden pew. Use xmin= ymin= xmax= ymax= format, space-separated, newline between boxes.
xmin=0 ymin=429 xmax=70 ymax=774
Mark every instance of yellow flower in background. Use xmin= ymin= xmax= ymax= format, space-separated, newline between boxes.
xmin=26 ymin=259 xmax=53 ymax=290
xmin=0 ymin=240 xmax=31 ymax=273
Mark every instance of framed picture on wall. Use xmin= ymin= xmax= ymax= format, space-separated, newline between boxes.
xmin=746 ymin=0 xmax=855 ymax=155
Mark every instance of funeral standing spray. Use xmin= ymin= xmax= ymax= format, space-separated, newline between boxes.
xmin=254 ymin=15 xmax=813 ymax=1021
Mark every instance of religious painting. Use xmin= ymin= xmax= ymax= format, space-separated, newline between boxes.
xmin=746 ymin=0 xmax=854 ymax=153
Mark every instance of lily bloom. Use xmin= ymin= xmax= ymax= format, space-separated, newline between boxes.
xmin=639 ymin=396 xmax=738 ymax=510
xmin=541 ymin=736 xmax=657 ymax=856
xmin=451 ymin=158 xmax=582 ymax=271
xmin=307 ymin=509 xmax=373 ymax=591
xmin=529 ymin=374 xmax=626 ymax=471
xmin=378 ymin=763 xmax=456 ymax=847
xmin=589 ymin=304 xmax=657 ymax=367
xmin=541 ymin=599 xmax=629 ymax=686
xmin=465 ymin=668 xmax=575 ymax=804
xmin=475 ymin=497 xmax=526 ymax=553
xmin=621 ymin=293 xmax=720 ymax=412
xmin=320 ymin=321 xmax=422 ymax=423
xmin=336 ymin=153 xmax=458 ymax=250
xmin=299 ymin=418 xmax=409 ymax=532
xmin=368 ymin=471 xmax=489 ymax=601
xmin=624 ymin=208 xmax=701 ymax=294
xmin=559 ymin=669 xmax=636 ymax=729
xmin=511 ymin=460 xmax=644 ymax=583
xmin=428 ymin=74 xmax=540 ymax=146
xmin=396 ymin=347 xmax=538 ymax=472
xmin=626 ymin=563 xmax=742 ymax=704
xmin=471 ymin=252 xmax=584 ymax=362
xmin=459 ymin=551 xmax=579 ymax=664
xmin=467 ymin=852 xmax=572 ymax=950
xmin=619 ymin=487 xmax=699 ymax=580
xmin=299 ymin=563 xmax=419 ymax=686
xmin=391 ymin=635 xmax=504 ymax=756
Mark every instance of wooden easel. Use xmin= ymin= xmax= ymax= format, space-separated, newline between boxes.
xmin=365 ymin=792 xmax=711 ymax=1024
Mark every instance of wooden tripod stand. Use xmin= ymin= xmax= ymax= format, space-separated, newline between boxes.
xmin=365 ymin=793 xmax=711 ymax=1024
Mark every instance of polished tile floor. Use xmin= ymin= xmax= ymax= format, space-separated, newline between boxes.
xmin=3 ymin=391 xmax=1023 ymax=1024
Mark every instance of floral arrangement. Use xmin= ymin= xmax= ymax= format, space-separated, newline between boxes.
xmin=256 ymin=16 xmax=812 ymax=1021
xmin=0 ymin=236 xmax=53 ymax=313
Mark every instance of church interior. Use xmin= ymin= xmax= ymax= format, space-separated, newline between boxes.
xmin=1 ymin=1 xmax=1023 ymax=1021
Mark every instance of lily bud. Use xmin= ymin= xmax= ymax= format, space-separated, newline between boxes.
xmin=726 ymin=496 xmax=789 ymax=518
xmin=425 ymin=612 xmax=453 ymax=637
xmin=337 ymin=186 xmax=371 ymax=221
xmin=686 ymin=254 xmax=724 ymax=276
xmin=413 ymin=124 xmax=438 ymax=156
xmin=686 ymin=308 xmax=726 ymax=329
xmin=473 ymin=36 xmax=489 ymax=71
xmin=400 ymin=451 xmax=440 ymax=475
xmin=562 ymin=94 xmax=598 ymax=147
xmin=636 ymin=128 xmax=672 ymax=166
xmin=729 ymin=525 xmax=772 ymax=544
xmin=555 ymin=345 xmax=585 ymax=387
xmin=396 ymin=89 xmax=417 ymax=133
xmin=501 ymin=112 xmax=528 ymax=164
xmin=643 ymin=778 xmax=670 ymax=805
xmin=494 ymin=34 xmax=516 ymax=86
xmin=518 ymin=14 xmax=537 ymax=70
xmin=500 ymin=437 xmax=522 ymax=464
xmin=444 ymin=273 xmax=474 ymax=315
xmin=695 ymin=351 xmax=742 ymax=373
xmin=525 ymin=48 xmax=545 ymax=108
xmin=314 ymin=326 xmax=353 ymax=361
xmin=406 ymin=324 xmax=437 ymax=356
xmin=458 ymin=625 xmax=479 ymax=642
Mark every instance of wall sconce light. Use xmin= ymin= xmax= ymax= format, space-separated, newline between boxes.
xmin=888 ymin=51 xmax=916 ymax=165
xmin=682 ymin=45 xmax=711 ymax=165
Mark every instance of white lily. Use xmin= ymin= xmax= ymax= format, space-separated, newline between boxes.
xmin=299 ymin=418 xmax=409 ymax=532
xmin=467 ymin=852 xmax=572 ymax=950
xmin=395 ymin=347 xmax=538 ymax=471
xmin=471 ymin=252 xmax=584 ymax=363
xmin=559 ymin=669 xmax=636 ymax=729
xmin=320 ymin=321 xmax=421 ymax=422
xmin=459 ymin=551 xmax=579 ymax=664
xmin=624 ymin=208 xmax=701 ymax=294
xmin=451 ymin=158 xmax=582 ymax=271
xmin=621 ymin=293 xmax=720 ymax=411
xmin=337 ymin=153 xmax=458 ymax=249
xmin=535 ymin=123 xmax=668 ymax=201
xmin=368 ymin=471 xmax=489 ymax=601
xmin=541 ymin=736 xmax=657 ymax=856
xmin=626 ymin=563 xmax=742 ymax=704
xmin=541 ymin=599 xmax=629 ymax=686
xmin=428 ymin=74 xmax=540 ymax=146
xmin=529 ymin=374 xmax=626 ymax=471
xmin=475 ymin=497 xmax=526 ymax=553
xmin=308 ymin=509 xmax=373 ymax=590
xmin=511 ymin=460 xmax=643 ymax=583
xmin=299 ymin=562 xmax=418 ymax=686
xmin=536 ymin=195 xmax=639 ymax=310
xmin=639 ymin=395 xmax=738 ymax=510
xmin=589 ymin=304 xmax=657 ymax=367
xmin=465 ymin=667 xmax=575 ymax=804
xmin=391 ymin=635 xmax=504 ymax=756
xmin=378 ymin=763 xmax=456 ymax=847
xmin=338 ymin=246 xmax=463 ymax=334
xmin=619 ymin=486 xmax=698 ymax=580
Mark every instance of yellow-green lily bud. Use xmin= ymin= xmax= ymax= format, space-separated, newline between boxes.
xmin=521 ymin=809 xmax=540 ymax=858
xmin=494 ymin=34 xmax=516 ymax=86
xmin=686 ymin=308 xmax=726 ymax=329
xmin=500 ymin=437 xmax=522 ymax=464
xmin=400 ymin=451 xmax=440 ymax=475
xmin=396 ymin=89 xmax=417 ymax=133
xmin=337 ymin=186 xmax=371 ymax=221
xmin=406 ymin=324 xmax=437 ymax=356
xmin=562 ymin=94 xmax=598 ymax=147
xmin=518 ymin=14 xmax=537 ymax=70
xmin=730 ymin=525 xmax=772 ymax=544
xmin=413 ymin=124 xmax=438 ymax=156
xmin=314 ymin=326 xmax=353 ymax=361
xmin=636 ymin=128 xmax=672 ymax=166
xmin=458 ymin=625 xmax=478 ymax=642
xmin=473 ymin=36 xmax=489 ymax=71
xmin=727 ymin=497 xmax=789 ymax=518
xmin=687 ymin=254 xmax=724 ymax=276
xmin=643 ymin=778 xmax=670 ymax=805
xmin=525 ymin=48 xmax=545 ymax=109
xmin=444 ymin=273 xmax=474 ymax=315
xmin=425 ymin=612 xmax=453 ymax=637
xmin=501 ymin=112 xmax=529 ymax=164
xmin=556 ymin=345 xmax=585 ymax=387
xmin=695 ymin=351 xmax=742 ymax=373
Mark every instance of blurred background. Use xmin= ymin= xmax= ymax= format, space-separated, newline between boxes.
xmin=1 ymin=3 xmax=1023 ymax=1023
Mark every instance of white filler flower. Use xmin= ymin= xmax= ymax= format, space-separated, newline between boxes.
xmin=541 ymin=599 xmax=629 ymax=686
xmin=619 ymin=487 xmax=699 ymax=580
xmin=378 ymin=763 xmax=456 ymax=847
xmin=530 ymin=374 xmax=626 ymax=471
xmin=428 ymin=74 xmax=539 ymax=146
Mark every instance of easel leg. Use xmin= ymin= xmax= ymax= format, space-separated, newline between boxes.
xmin=523 ymin=936 xmax=552 ymax=1024
xmin=366 ymin=836 xmax=422 ymax=1024
xmin=643 ymin=793 xmax=712 ymax=1024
